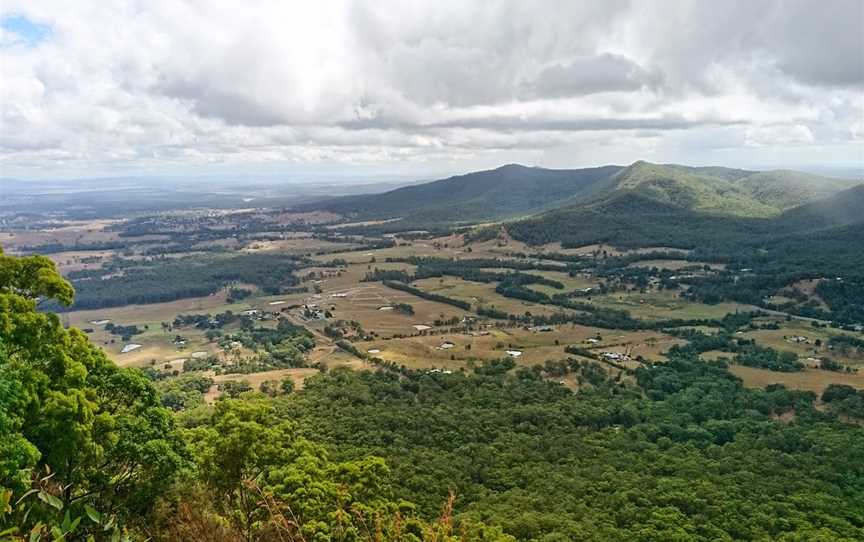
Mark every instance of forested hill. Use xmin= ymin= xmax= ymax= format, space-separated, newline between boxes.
xmin=297 ymin=164 xmax=624 ymax=223
xmin=775 ymin=184 xmax=864 ymax=230
xmin=298 ymin=161 xmax=860 ymax=228
xmin=502 ymin=181 xmax=864 ymax=278
xmin=605 ymin=161 xmax=861 ymax=217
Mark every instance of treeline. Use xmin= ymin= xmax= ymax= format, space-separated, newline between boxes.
xmin=382 ymin=280 xmax=471 ymax=311
xmin=59 ymin=253 xmax=305 ymax=310
xmin=822 ymin=384 xmax=864 ymax=419
xmin=172 ymin=310 xmax=241 ymax=330
xmin=104 ymin=322 xmax=143 ymax=341
xmin=816 ymin=278 xmax=864 ymax=324
xmin=366 ymin=257 xmax=566 ymax=290
xmin=668 ymin=328 xmax=806 ymax=372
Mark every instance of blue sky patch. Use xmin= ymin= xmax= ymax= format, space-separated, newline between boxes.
xmin=1 ymin=14 xmax=52 ymax=47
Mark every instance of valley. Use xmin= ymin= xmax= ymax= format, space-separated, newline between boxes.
xmin=5 ymin=161 xmax=863 ymax=404
xmin=4 ymin=160 xmax=864 ymax=540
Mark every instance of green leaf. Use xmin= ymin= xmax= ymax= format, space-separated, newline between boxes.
xmin=0 ymin=489 xmax=11 ymax=513
xmin=84 ymin=504 xmax=102 ymax=523
xmin=37 ymin=491 xmax=63 ymax=511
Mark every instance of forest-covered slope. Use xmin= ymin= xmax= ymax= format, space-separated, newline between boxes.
xmin=300 ymin=161 xmax=860 ymax=229
xmin=298 ymin=164 xmax=623 ymax=223
xmin=502 ymin=183 xmax=864 ymax=279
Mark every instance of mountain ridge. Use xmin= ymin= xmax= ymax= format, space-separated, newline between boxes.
xmin=296 ymin=160 xmax=862 ymax=227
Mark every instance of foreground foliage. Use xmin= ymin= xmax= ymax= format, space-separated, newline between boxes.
xmin=0 ymin=248 xmax=187 ymax=539
xmin=3 ymin=247 xmax=863 ymax=540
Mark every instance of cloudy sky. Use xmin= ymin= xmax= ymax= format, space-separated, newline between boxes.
xmin=1 ymin=0 xmax=862 ymax=181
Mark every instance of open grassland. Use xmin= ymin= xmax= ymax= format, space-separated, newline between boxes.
xmin=740 ymin=321 xmax=864 ymax=368
xmin=589 ymin=289 xmax=759 ymax=321
xmin=1 ymin=219 xmax=125 ymax=251
xmin=536 ymin=242 xmax=691 ymax=257
xmin=412 ymin=276 xmax=561 ymax=316
xmin=47 ymin=249 xmax=117 ymax=272
xmin=242 ymin=237 xmax=361 ymax=255
xmin=525 ymin=269 xmax=598 ymax=295
xmin=314 ymin=282 xmax=468 ymax=336
xmin=730 ymin=365 xmax=864 ymax=394
xmin=356 ymin=325 xmax=680 ymax=370
xmin=626 ymin=259 xmax=726 ymax=271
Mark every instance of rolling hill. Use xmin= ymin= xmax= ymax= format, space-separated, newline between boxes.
xmin=501 ymin=177 xmax=864 ymax=277
xmin=299 ymin=161 xmax=859 ymax=227
xmin=297 ymin=163 xmax=624 ymax=224
xmin=735 ymin=169 xmax=861 ymax=210
xmin=506 ymin=178 xmax=864 ymax=247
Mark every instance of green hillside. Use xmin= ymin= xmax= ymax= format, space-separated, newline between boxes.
xmin=610 ymin=161 xmax=773 ymax=216
xmin=740 ymin=170 xmax=862 ymax=211
xmin=503 ymin=182 xmax=864 ymax=278
xmin=302 ymin=161 xmax=858 ymax=229
xmin=298 ymin=164 xmax=623 ymax=223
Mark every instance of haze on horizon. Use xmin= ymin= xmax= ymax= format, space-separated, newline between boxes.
xmin=1 ymin=0 xmax=863 ymax=181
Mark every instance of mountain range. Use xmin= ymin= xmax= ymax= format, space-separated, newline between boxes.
xmin=297 ymin=160 xmax=863 ymax=276
xmin=299 ymin=161 xmax=861 ymax=227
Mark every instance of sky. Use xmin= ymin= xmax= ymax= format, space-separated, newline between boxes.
xmin=1 ymin=0 xmax=863 ymax=181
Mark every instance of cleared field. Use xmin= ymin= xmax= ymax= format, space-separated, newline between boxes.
xmin=524 ymin=270 xmax=598 ymax=295
xmin=243 ymin=237 xmax=361 ymax=255
xmin=66 ymin=287 xmax=307 ymax=366
xmin=537 ymin=243 xmax=691 ymax=257
xmin=730 ymin=365 xmax=864 ymax=394
xmin=589 ymin=290 xmax=759 ymax=321
xmin=412 ymin=276 xmax=562 ymax=316
xmin=86 ymin=324 xmax=222 ymax=368
xmin=626 ymin=259 xmax=725 ymax=271
xmin=740 ymin=323 xmax=864 ymax=368
xmin=355 ymin=325 xmax=680 ymax=370
xmin=310 ymin=282 xmax=469 ymax=336
xmin=306 ymin=235 xmax=538 ymax=265
xmin=2 ymin=219 xmax=125 ymax=250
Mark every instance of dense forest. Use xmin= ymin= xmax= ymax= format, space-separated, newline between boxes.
xmin=3 ymin=248 xmax=864 ymax=541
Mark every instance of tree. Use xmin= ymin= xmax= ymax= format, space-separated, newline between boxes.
xmin=0 ymin=247 xmax=187 ymax=537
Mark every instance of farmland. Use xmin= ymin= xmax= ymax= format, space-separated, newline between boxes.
xmin=2 ymin=208 xmax=848 ymax=405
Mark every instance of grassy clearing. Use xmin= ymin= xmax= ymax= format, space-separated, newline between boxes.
xmin=312 ymin=282 xmax=468 ymax=336
xmin=356 ymin=325 xmax=680 ymax=370
xmin=412 ymin=276 xmax=561 ymax=316
xmin=536 ymin=242 xmax=691 ymax=257
xmin=626 ymin=259 xmax=725 ymax=271
xmin=242 ymin=237 xmax=361 ymax=255
xmin=589 ymin=289 xmax=758 ymax=321
xmin=730 ymin=365 xmax=864 ymax=394
xmin=739 ymin=322 xmax=864 ymax=368
xmin=2 ymin=219 xmax=125 ymax=251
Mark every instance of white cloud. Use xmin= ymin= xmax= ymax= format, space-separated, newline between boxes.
xmin=0 ymin=0 xmax=861 ymax=179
